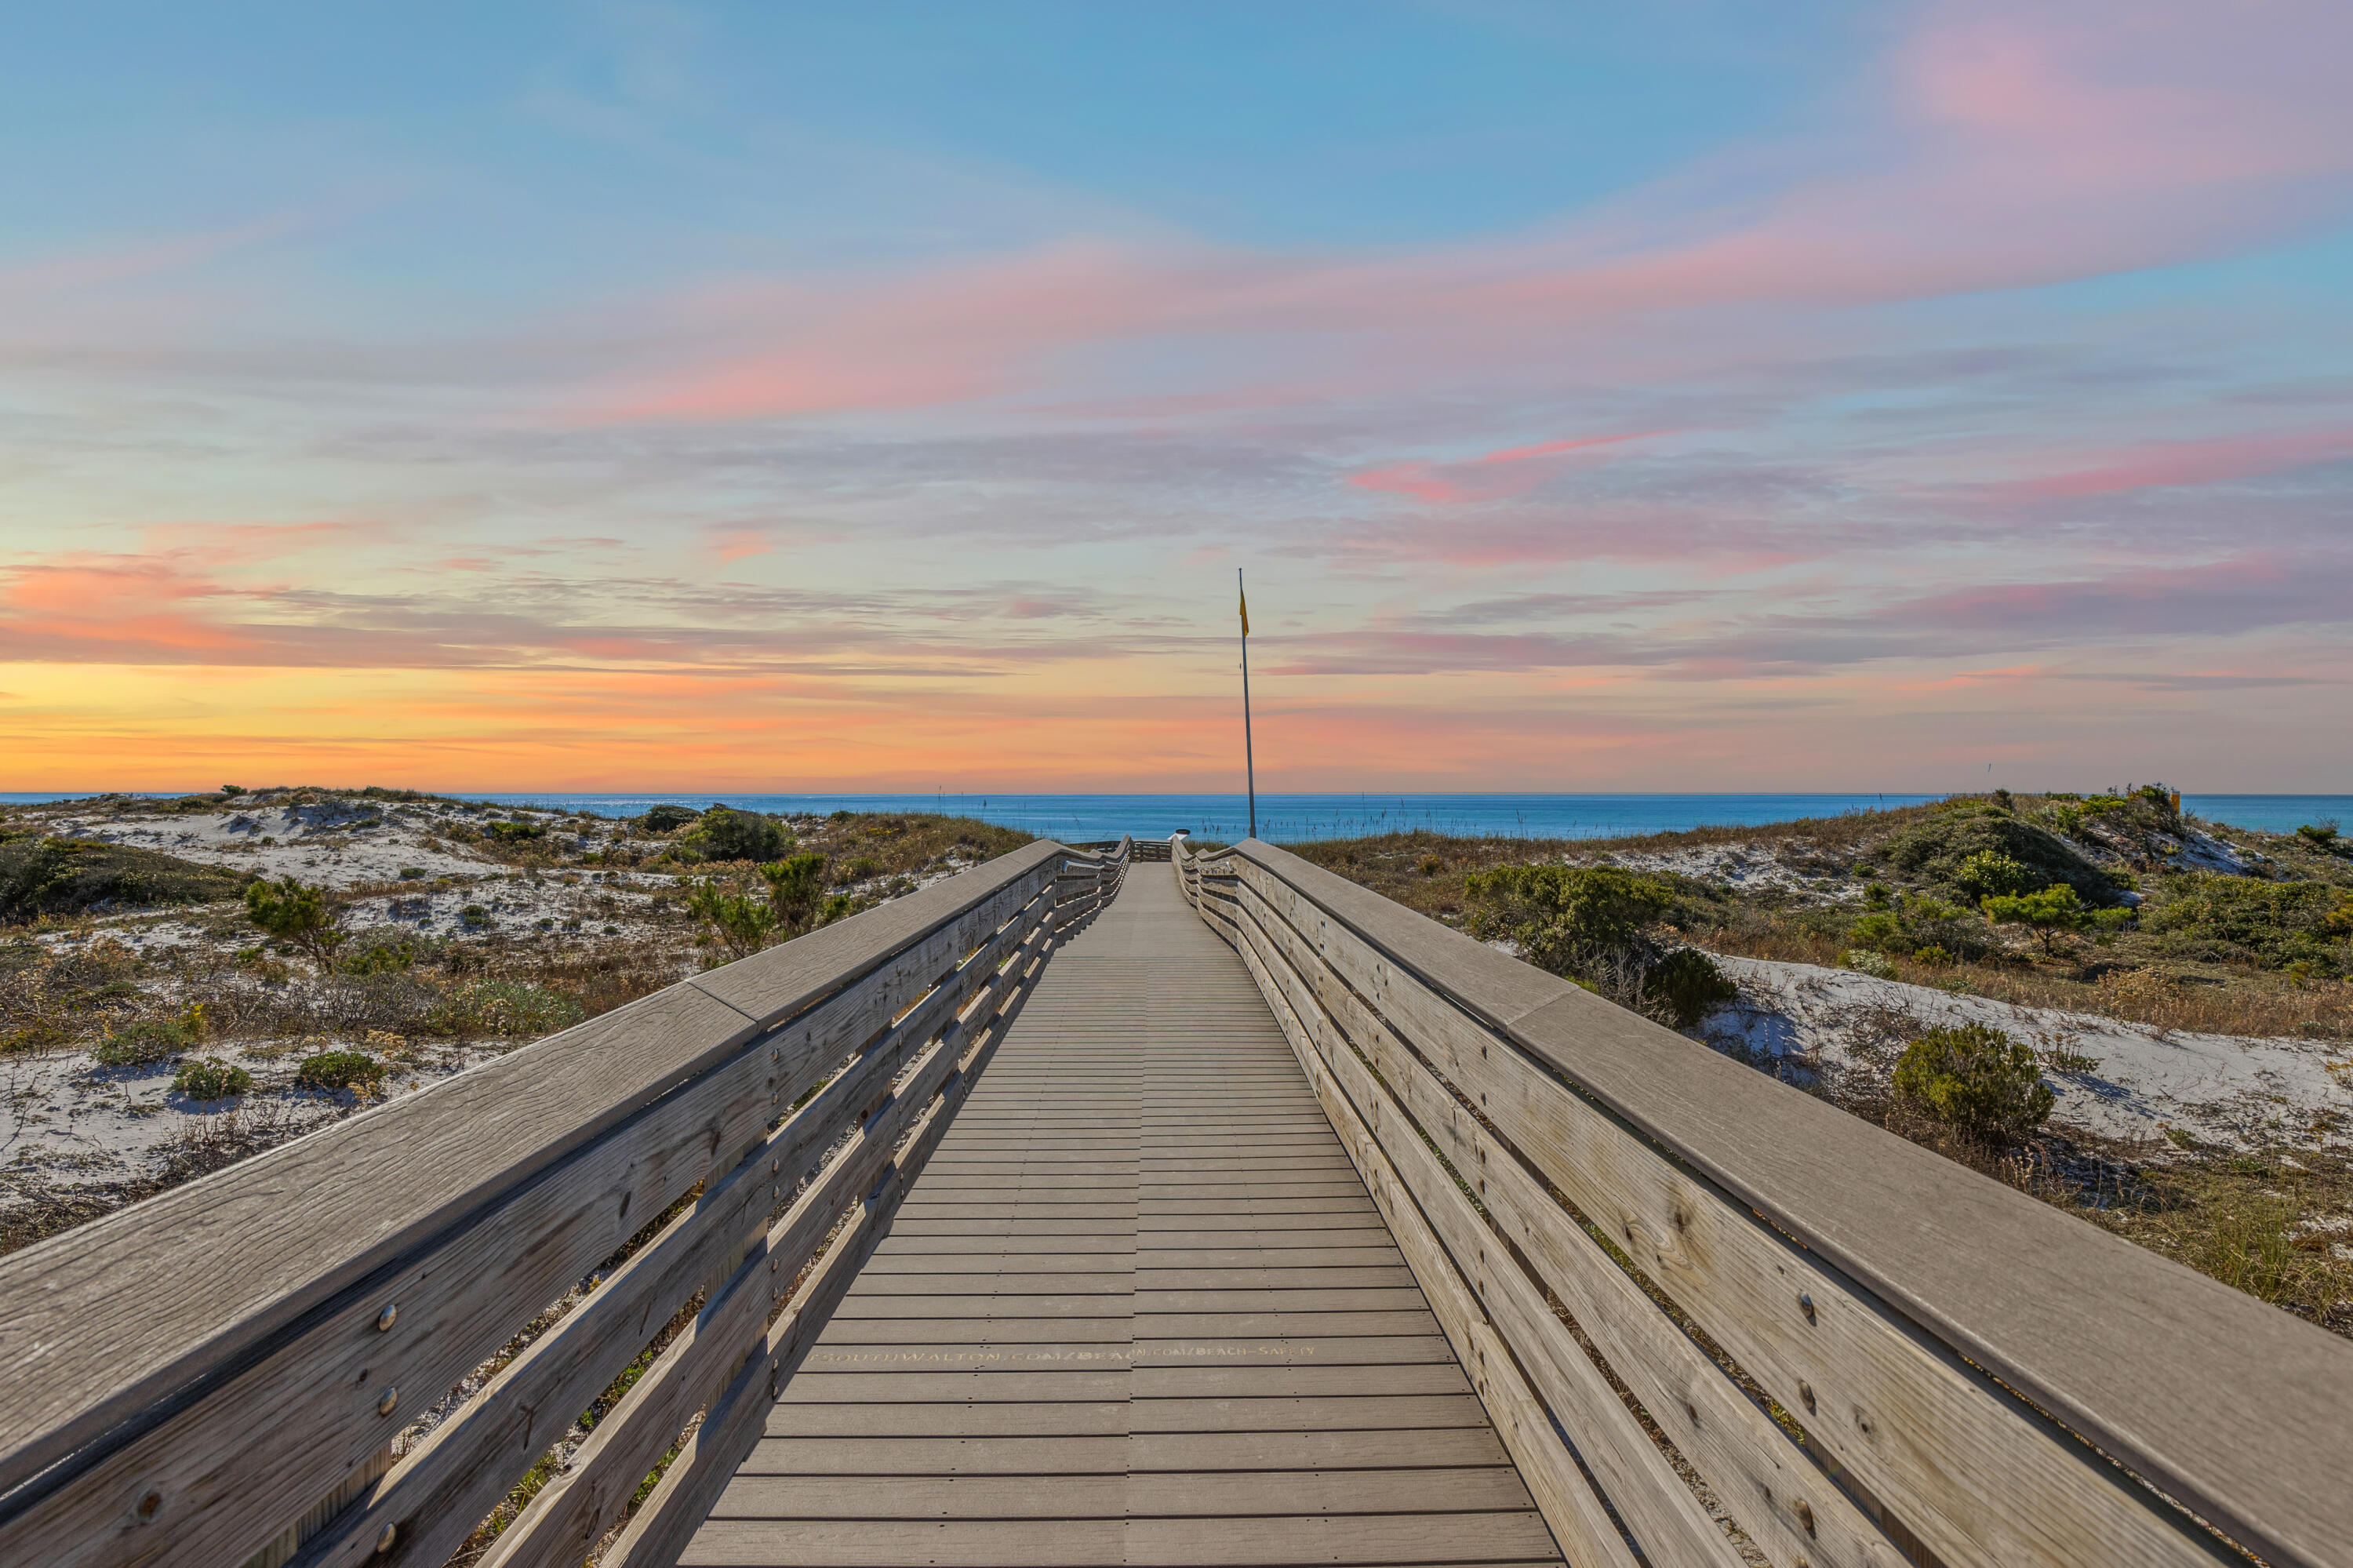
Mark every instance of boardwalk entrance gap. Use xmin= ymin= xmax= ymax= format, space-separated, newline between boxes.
xmin=3 ymin=841 xmax=2348 ymax=1566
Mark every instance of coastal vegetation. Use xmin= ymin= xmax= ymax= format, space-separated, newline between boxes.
xmin=1298 ymin=789 xmax=2353 ymax=1335
xmin=0 ymin=788 xmax=1035 ymax=1257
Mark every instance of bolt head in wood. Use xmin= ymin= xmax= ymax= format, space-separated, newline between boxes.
xmin=375 ymin=1304 xmax=398 ymax=1333
xmin=1798 ymin=1292 xmax=1817 ymax=1322
xmin=375 ymin=1521 xmax=398 ymax=1553
xmin=377 ymin=1387 xmax=398 ymax=1417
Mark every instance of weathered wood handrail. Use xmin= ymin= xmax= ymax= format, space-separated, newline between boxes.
xmin=0 ymin=836 xmax=1129 ymax=1568
xmin=1173 ymin=836 xmax=2353 ymax=1568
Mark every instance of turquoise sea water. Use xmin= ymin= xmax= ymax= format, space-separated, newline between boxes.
xmin=11 ymin=791 xmax=2343 ymax=843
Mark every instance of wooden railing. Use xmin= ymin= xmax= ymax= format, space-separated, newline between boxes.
xmin=1174 ymin=837 xmax=2353 ymax=1568
xmin=0 ymin=836 xmax=1129 ymax=1568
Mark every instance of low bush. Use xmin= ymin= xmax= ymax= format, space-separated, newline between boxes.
xmin=758 ymin=853 xmax=831 ymax=931
xmin=1646 ymin=947 xmax=1737 ymax=1027
xmin=1841 ymin=948 xmax=1899 ymax=979
xmin=2144 ymin=875 xmax=2351 ymax=972
xmin=245 ymin=877 xmax=347 ymax=971
xmin=1952 ymin=849 xmax=2036 ymax=900
xmin=1 ymin=836 xmax=251 ymax=922
xmin=685 ymin=880 xmax=778 ymax=958
xmin=486 ymin=820 xmax=545 ymax=843
xmin=1464 ymin=864 xmax=1673 ymax=973
xmin=398 ymin=866 xmax=427 ymax=880
xmin=1893 ymin=1023 xmax=2053 ymax=1141
xmin=340 ymin=935 xmax=425 ymax=975
xmin=687 ymin=808 xmax=791 ymax=864
xmin=1849 ymin=893 xmax=1989 ymax=962
xmin=295 ymin=1050 xmax=385 ymax=1091
xmin=426 ymin=980 xmax=584 ymax=1039
xmin=1982 ymin=884 xmax=2104 ymax=954
xmin=89 ymin=1003 xmax=209 ymax=1067
xmin=1884 ymin=807 xmax=2119 ymax=906
xmin=640 ymin=803 xmax=700 ymax=834
xmin=173 ymin=1057 xmax=252 ymax=1100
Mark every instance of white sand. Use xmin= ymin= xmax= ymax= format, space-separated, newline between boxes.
xmin=1700 ymin=955 xmax=2351 ymax=1155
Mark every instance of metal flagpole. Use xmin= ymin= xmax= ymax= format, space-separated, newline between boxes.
xmin=1239 ymin=567 xmax=1257 ymax=841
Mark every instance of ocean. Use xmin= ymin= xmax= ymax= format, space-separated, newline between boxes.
xmin=12 ymin=790 xmax=2339 ymax=843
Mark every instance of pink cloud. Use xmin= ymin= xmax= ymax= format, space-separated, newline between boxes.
xmin=705 ymin=526 xmax=776 ymax=564
xmin=562 ymin=2 xmax=2353 ymax=425
xmin=2002 ymin=427 xmax=2353 ymax=498
xmin=0 ymin=213 xmax=307 ymax=301
xmin=1349 ymin=431 xmax=1663 ymax=504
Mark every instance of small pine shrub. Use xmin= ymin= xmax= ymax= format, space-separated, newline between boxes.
xmin=295 ymin=1050 xmax=386 ymax=1091
xmin=398 ymin=865 xmax=427 ymax=880
xmin=1952 ymin=849 xmax=2036 ymax=900
xmin=1646 ymin=948 xmax=1737 ymax=1027
xmin=1893 ymin=1023 xmax=2053 ymax=1141
xmin=641 ymin=804 xmax=700 ymax=833
xmin=1911 ymin=944 xmax=1955 ymax=966
xmin=1464 ymin=865 xmax=1673 ymax=973
xmin=173 ymin=1057 xmax=252 ymax=1100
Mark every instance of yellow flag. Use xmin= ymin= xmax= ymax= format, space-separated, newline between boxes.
xmin=1238 ymin=580 xmax=1249 ymax=637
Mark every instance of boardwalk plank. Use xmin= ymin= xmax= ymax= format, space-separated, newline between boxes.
xmin=681 ymin=863 xmax=1562 ymax=1568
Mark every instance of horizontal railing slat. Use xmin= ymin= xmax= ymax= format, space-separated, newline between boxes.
xmin=292 ymin=880 xmax=1058 ymax=1568
xmin=1230 ymin=880 xmax=1747 ymax=1568
xmin=0 ymin=840 xmax=1067 ymax=1566
xmin=1190 ymin=839 xmax=2353 ymax=1568
xmin=1233 ymin=857 xmax=1897 ymax=1567
xmin=602 ymin=908 xmax=1060 ymax=1568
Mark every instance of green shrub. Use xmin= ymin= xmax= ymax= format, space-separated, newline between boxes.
xmin=340 ymin=936 xmax=423 ymax=975
xmin=685 ymin=809 xmax=791 ymax=864
xmin=1841 ymin=948 xmax=1898 ymax=979
xmin=245 ymin=876 xmax=347 ymax=971
xmin=641 ymin=803 xmax=700 ymax=834
xmin=685 ymin=880 xmax=778 ymax=958
xmin=1884 ymin=809 xmax=2116 ymax=905
xmin=92 ymin=1010 xmax=204 ymax=1066
xmin=427 ymin=980 xmax=584 ymax=1039
xmin=486 ymin=820 xmax=544 ymax=843
xmin=1464 ymin=864 xmax=1673 ymax=973
xmin=848 ymin=856 xmax=882 ymax=878
xmin=1646 ymin=948 xmax=1737 ymax=1027
xmin=1911 ymin=944 xmax=1955 ymax=966
xmin=398 ymin=865 xmax=427 ymax=880
xmin=1848 ymin=894 xmax=1987 ymax=962
xmin=460 ymin=904 xmax=489 ymax=927
xmin=1893 ymin=1023 xmax=2053 ymax=1140
xmin=1952 ymin=849 xmax=2036 ymax=900
xmin=0 ymin=836 xmax=252 ymax=922
xmin=2144 ymin=875 xmax=2351 ymax=970
xmin=296 ymin=1050 xmax=386 ymax=1091
xmin=1981 ymin=884 xmax=2099 ymax=953
xmin=173 ymin=1057 xmax=252 ymax=1100
xmin=758 ymin=853 xmax=831 ymax=931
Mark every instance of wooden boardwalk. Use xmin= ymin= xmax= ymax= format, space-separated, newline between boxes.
xmin=681 ymin=863 xmax=1566 ymax=1567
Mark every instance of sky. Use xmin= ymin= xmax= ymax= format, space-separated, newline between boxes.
xmin=3 ymin=0 xmax=2350 ymax=793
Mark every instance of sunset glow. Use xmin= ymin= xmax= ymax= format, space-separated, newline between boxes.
xmin=4 ymin=2 xmax=2349 ymax=791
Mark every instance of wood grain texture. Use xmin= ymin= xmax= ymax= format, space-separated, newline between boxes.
xmin=676 ymin=863 xmax=1564 ymax=1568
xmin=1218 ymin=839 xmax=2344 ymax=1568
xmin=0 ymin=846 xmax=1061 ymax=1568
xmin=1235 ymin=895 xmax=1749 ymax=1568
xmin=1237 ymin=865 xmax=1901 ymax=1568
